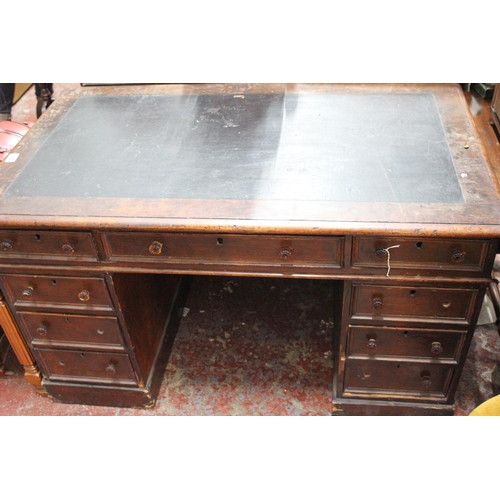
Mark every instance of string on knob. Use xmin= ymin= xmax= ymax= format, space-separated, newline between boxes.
xmin=381 ymin=244 xmax=400 ymax=277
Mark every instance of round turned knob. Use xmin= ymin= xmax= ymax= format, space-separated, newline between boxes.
xmin=1 ymin=239 xmax=13 ymax=251
xmin=78 ymin=290 xmax=90 ymax=302
xmin=36 ymin=325 xmax=48 ymax=336
xmin=22 ymin=286 xmax=34 ymax=297
xmin=62 ymin=242 xmax=75 ymax=254
xmin=451 ymin=251 xmax=465 ymax=263
xmin=367 ymin=338 xmax=377 ymax=349
xmin=372 ymin=297 xmax=383 ymax=309
xmin=442 ymin=301 xmax=451 ymax=309
xmin=280 ymin=247 xmax=292 ymax=259
xmin=374 ymin=247 xmax=387 ymax=257
xmin=421 ymin=375 xmax=432 ymax=388
xmin=431 ymin=341 xmax=443 ymax=355
xmin=105 ymin=363 xmax=116 ymax=375
xmin=148 ymin=241 xmax=163 ymax=255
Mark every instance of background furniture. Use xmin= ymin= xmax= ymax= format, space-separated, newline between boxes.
xmin=491 ymin=84 xmax=500 ymax=136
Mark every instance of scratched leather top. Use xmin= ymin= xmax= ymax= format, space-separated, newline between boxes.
xmin=5 ymin=92 xmax=463 ymax=203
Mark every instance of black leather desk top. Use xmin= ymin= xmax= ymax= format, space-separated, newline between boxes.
xmin=1 ymin=84 xmax=499 ymax=234
xmin=6 ymin=92 xmax=463 ymax=203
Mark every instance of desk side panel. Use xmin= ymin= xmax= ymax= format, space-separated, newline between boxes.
xmin=110 ymin=273 xmax=183 ymax=384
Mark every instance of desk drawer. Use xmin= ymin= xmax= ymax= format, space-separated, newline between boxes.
xmin=102 ymin=232 xmax=344 ymax=268
xmin=344 ymin=359 xmax=454 ymax=398
xmin=18 ymin=312 xmax=124 ymax=349
xmin=350 ymin=283 xmax=478 ymax=325
xmin=351 ymin=237 xmax=491 ymax=276
xmin=0 ymin=230 xmax=98 ymax=262
xmin=35 ymin=348 xmax=136 ymax=385
xmin=1 ymin=275 xmax=114 ymax=311
xmin=347 ymin=325 xmax=466 ymax=361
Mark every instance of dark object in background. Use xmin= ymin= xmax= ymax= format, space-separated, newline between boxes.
xmin=0 ymin=83 xmax=15 ymax=120
xmin=0 ymin=329 xmax=9 ymax=375
xmin=0 ymin=83 xmax=53 ymax=121
xmin=472 ymin=83 xmax=495 ymax=99
xmin=0 ymin=328 xmax=6 ymax=375
xmin=35 ymin=83 xmax=53 ymax=118
xmin=491 ymin=85 xmax=500 ymax=137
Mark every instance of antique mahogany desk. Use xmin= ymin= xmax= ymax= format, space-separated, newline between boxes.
xmin=1 ymin=83 xmax=500 ymax=416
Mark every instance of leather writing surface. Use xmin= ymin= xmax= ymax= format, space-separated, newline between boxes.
xmin=6 ymin=92 xmax=464 ymax=203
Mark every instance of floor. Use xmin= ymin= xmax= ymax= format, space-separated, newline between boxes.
xmin=1 ymin=84 xmax=499 ymax=416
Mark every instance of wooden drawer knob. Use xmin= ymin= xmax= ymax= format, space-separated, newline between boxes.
xmin=280 ymin=247 xmax=292 ymax=259
xmin=149 ymin=241 xmax=163 ymax=255
xmin=1 ymin=239 xmax=13 ymax=251
xmin=36 ymin=325 xmax=48 ymax=336
xmin=451 ymin=251 xmax=465 ymax=263
xmin=78 ymin=290 xmax=91 ymax=302
xmin=372 ymin=297 xmax=383 ymax=309
xmin=105 ymin=363 xmax=116 ymax=375
xmin=22 ymin=286 xmax=34 ymax=297
xmin=62 ymin=242 xmax=75 ymax=254
xmin=367 ymin=338 xmax=377 ymax=349
xmin=431 ymin=342 xmax=443 ymax=354
xmin=421 ymin=375 xmax=432 ymax=388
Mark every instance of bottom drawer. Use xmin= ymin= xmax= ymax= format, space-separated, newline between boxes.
xmin=35 ymin=348 xmax=137 ymax=385
xmin=344 ymin=359 xmax=454 ymax=399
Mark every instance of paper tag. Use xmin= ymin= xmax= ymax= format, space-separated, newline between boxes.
xmin=5 ymin=153 xmax=19 ymax=163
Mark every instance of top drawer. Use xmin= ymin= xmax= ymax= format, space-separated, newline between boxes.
xmin=102 ymin=232 xmax=344 ymax=270
xmin=1 ymin=274 xmax=114 ymax=312
xmin=351 ymin=237 xmax=493 ymax=276
xmin=0 ymin=230 xmax=99 ymax=262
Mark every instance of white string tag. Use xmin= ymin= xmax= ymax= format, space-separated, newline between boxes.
xmin=382 ymin=245 xmax=400 ymax=277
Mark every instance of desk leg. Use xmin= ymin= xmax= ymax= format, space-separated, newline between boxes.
xmin=0 ymin=291 xmax=46 ymax=396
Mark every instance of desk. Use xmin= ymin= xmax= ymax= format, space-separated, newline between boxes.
xmin=1 ymin=83 xmax=499 ymax=415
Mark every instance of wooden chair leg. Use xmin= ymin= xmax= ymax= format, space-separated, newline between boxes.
xmin=35 ymin=83 xmax=53 ymax=118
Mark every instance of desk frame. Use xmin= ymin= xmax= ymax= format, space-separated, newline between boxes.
xmin=1 ymin=83 xmax=499 ymax=415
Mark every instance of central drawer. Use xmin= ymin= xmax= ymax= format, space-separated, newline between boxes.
xmin=102 ymin=232 xmax=344 ymax=269
xmin=1 ymin=274 xmax=114 ymax=311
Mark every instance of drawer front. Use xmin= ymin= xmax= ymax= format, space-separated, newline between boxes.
xmin=0 ymin=230 xmax=98 ymax=261
xmin=352 ymin=237 xmax=491 ymax=275
xmin=36 ymin=348 xmax=136 ymax=384
xmin=350 ymin=284 xmax=478 ymax=325
xmin=18 ymin=312 xmax=124 ymax=349
xmin=103 ymin=232 xmax=344 ymax=268
xmin=1 ymin=275 xmax=114 ymax=311
xmin=344 ymin=359 xmax=454 ymax=398
xmin=347 ymin=325 xmax=466 ymax=361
